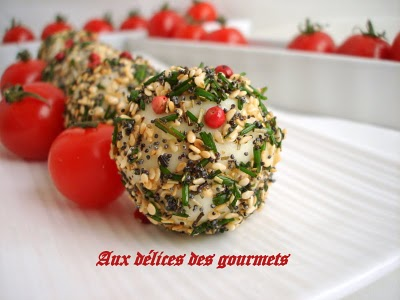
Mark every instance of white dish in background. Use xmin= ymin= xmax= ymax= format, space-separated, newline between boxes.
xmin=249 ymin=16 xmax=400 ymax=47
xmin=128 ymin=38 xmax=400 ymax=130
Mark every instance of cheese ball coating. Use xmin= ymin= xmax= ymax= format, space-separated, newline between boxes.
xmin=42 ymin=41 xmax=120 ymax=91
xmin=38 ymin=30 xmax=97 ymax=63
xmin=111 ymin=65 xmax=285 ymax=235
xmin=65 ymin=55 xmax=156 ymax=127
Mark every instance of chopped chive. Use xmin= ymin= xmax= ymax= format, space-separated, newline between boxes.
xmin=239 ymin=123 xmax=256 ymax=136
xmin=191 ymin=222 xmax=208 ymax=236
xmin=199 ymin=158 xmax=210 ymax=167
xmin=238 ymin=164 xmax=257 ymax=178
xmin=170 ymin=79 xmax=192 ymax=96
xmin=216 ymin=175 xmax=236 ymax=186
xmin=143 ymin=187 xmax=155 ymax=199
xmin=164 ymin=71 xmax=179 ymax=85
xmin=208 ymin=170 xmax=222 ymax=179
xmin=259 ymin=100 xmax=268 ymax=116
xmin=128 ymin=90 xmax=140 ymax=102
xmin=158 ymin=164 xmax=170 ymax=175
xmin=255 ymin=189 xmax=262 ymax=207
xmin=173 ymin=211 xmax=189 ymax=218
xmin=155 ymin=119 xmax=185 ymax=140
xmin=170 ymin=127 xmax=186 ymax=141
xmin=112 ymin=124 xmax=118 ymax=145
xmin=186 ymin=110 xmax=198 ymax=122
xmin=191 ymin=218 xmax=235 ymax=236
xmin=186 ymin=110 xmax=204 ymax=127
xmin=134 ymin=64 xmax=147 ymax=83
xmin=194 ymin=87 xmax=217 ymax=102
xmin=250 ymin=85 xmax=268 ymax=100
xmin=240 ymin=72 xmax=246 ymax=76
xmin=213 ymin=192 xmax=230 ymax=206
xmin=237 ymin=97 xmax=243 ymax=110
xmin=158 ymin=163 xmax=182 ymax=181
xmin=182 ymin=183 xmax=189 ymax=206
xmin=253 ymin=147 xmax=261 ymax=173
xmin=139 ymin=98 xmax=145 ymax=110
xmin=217 ymin=73 xmax=233 ymax=89
xmin=218 ymin=218 xmax=234 ymax=226
xmin=148 ymin=215 xmax=162 ymax=222
xmin=230 ymin=184 xmax=241 ymax=208
xmin=199 ymin=132 xmax=217 ymax=152
xmin=159 ymin=113 xmax=179 ymax=122
xmin=143 ymin=71 xmax=164 ymax=86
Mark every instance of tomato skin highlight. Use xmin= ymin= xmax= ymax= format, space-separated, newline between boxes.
xmin=187 ymin=2 xmax=217 ymax=22
xmin=204 ymin=106 xmax=226 ymax=129
xmin=0 ymin=82 xmax=65 ymax=160
xmin=0 ymin=53 xmax=46 ymax=92
xmin=337 ymin=35 xmax=390 ymax=59
xmin=390 ymin=32 xmax=400 ymax=61
xmin=83 ymin=19 xmax=114 ymax=34
xmin=215 ymin=65 xmax=233 ymax=78
xmin=48 ymin=124 xmax=125 ymax=208
xmin=205 ymin=28 xmax=247 ymax=45
xmin=148 ymin=9 xmax=184 ymax=38
xmin=288 ymin=31 xmax=335 ymax=53
xmin=3 ymin=23 xmax=35 ymax=43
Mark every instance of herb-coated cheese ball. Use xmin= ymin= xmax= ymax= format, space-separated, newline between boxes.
xmin=42 ymin=41 xmax=120 ymax=91
xmin=111 ymin=65 xmax=285 ymax=236
xmin=38 ymin=30 xmax=97 ymax=63
xmin=65 ymin=55 xmax=157 ymax=127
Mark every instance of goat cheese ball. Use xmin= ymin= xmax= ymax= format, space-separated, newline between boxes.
xmin=111 ymin=65 xmax=285 ymax=235
xmin=65 ymin=55 xmax=156 ymax=127
xmin=42 ymin=41 xmax=120 ymax=91
xmin=38 ymin=30 xmax=97 ymax=63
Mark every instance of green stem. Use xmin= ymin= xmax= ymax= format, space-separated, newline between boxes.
xmin=16 ymin=50 xmax=31 ymax=62
xmin=4 ymin=85 xmax=48 ymax=105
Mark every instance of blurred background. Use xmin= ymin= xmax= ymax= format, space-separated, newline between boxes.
xmin=1 ymin=0 xmax=399 ymax=43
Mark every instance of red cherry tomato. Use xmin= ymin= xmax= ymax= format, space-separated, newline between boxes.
xmin=173 ymin=23 xmax=206 ymax=40
xmin=287 ymin=19 xmax=335 ymax=53
xmin=205 ymin=27 xmax=247 ymax=45
xmin=204 ymin=106 xmax=226 ymax=129
xmin=187 ymin=1 xmax=217 ymax=22
xmin=2 ymin=20 xmax=35 ymax=43
xmin=83 ymin=17 xmax=114 ymax=34
xmin=215 ymin=65 xmax=233 ymax=78
xmin=41 ymin=15 xmax=73 ymax=40
xmin=390 ymin=32 xmax=400 ymax=61
xmin=0 ymin=50 xmax=46 ymax=92
xmin=152 ymin=96 xmax=168 ymax=114
xmin=48 ymin=124 xmax=125 ymax=208
xmin=336 ymin=20 xmax=390 ymax=59
xmin=120 ymin=12 xmax=148 ymax=31
xmin=148 ymin=6 xmax=184 ymax=38
xmin=0 ymin=82 xmax=65 ymax=160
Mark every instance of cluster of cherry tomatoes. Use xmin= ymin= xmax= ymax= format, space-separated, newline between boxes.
xmin=2 ymin=2 xmax=247 ymax=45
xmin=287 ymin=19 xmax=400 ymax=61
xmin=0 ymin=50 xmax=125 ymax=208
